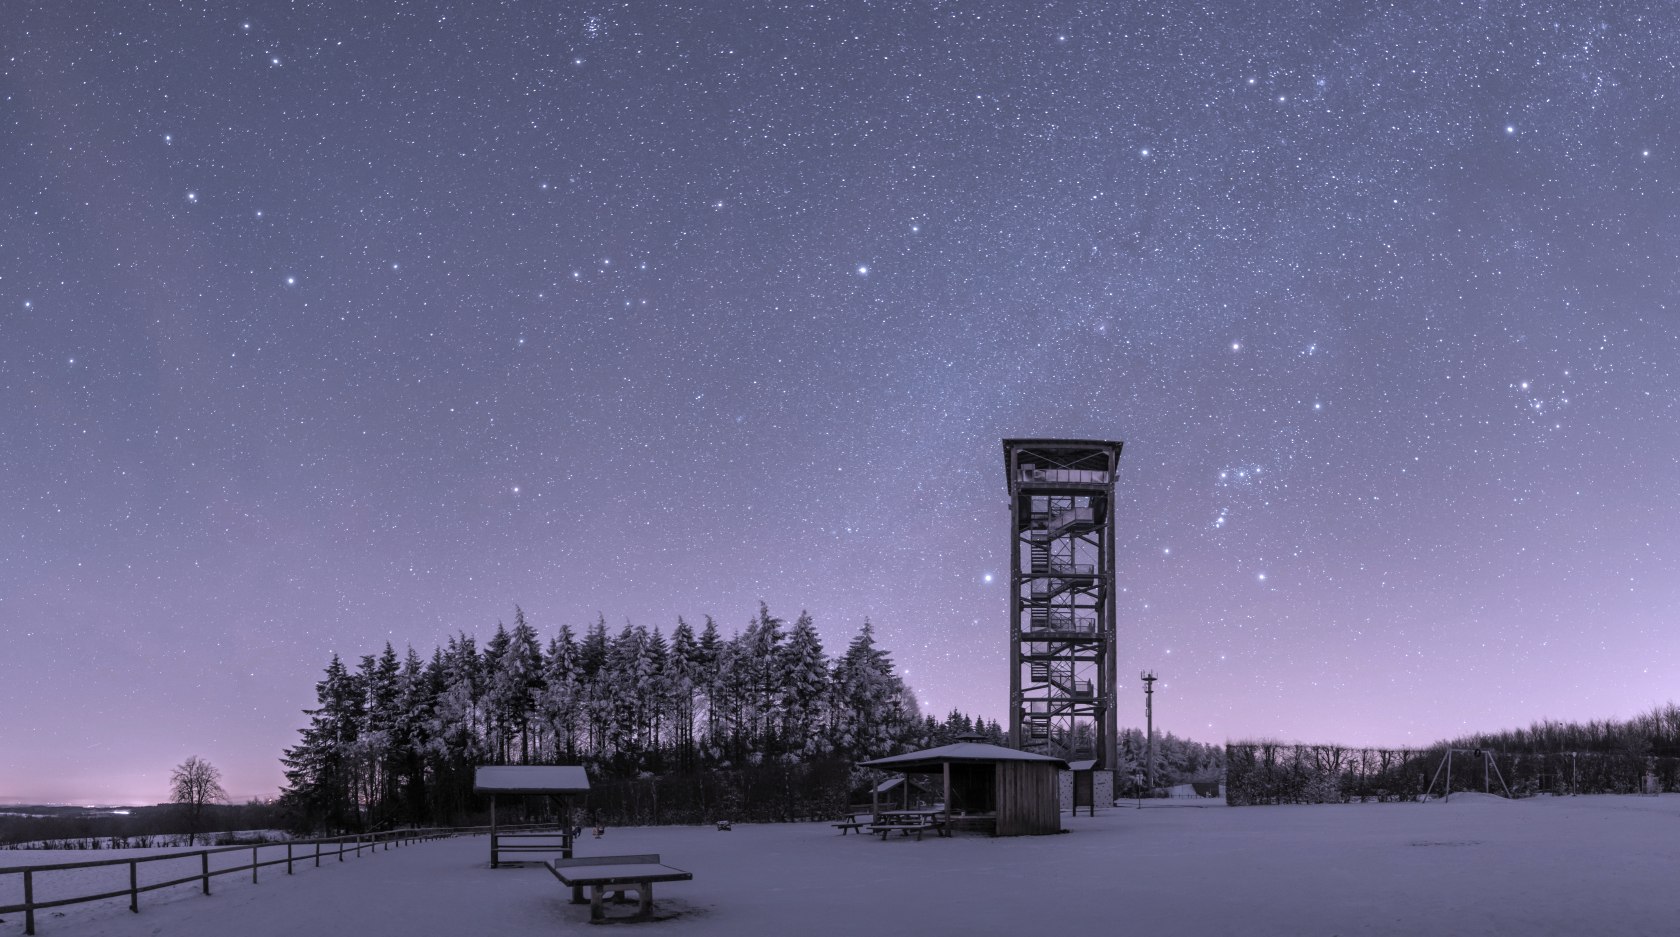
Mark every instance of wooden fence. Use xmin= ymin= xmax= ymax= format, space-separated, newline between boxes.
xmin=0 ymin=823 xmax=549 ymax=935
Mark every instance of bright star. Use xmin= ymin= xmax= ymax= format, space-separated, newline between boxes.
xmin=856 ymin=265 xmax=869 ymax=276
xmin=1231 ymin=341 xmax=1241 ymax=351
xmin=285 ymin=276 xmax=296 ymax=286
xmin=983 ymin=573 xmax=993 ymax=583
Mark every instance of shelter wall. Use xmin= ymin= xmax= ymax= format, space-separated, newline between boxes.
xmin=996 ymin=761 xmax=1061 ymax=835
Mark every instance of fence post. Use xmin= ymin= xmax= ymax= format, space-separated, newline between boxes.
xmin=315 ymin=840 xmax=321 ymax=868
xmin=287 ymin=841 xmax=294 ymax=874
xmin=252 ymin=845 xmax=259 ymax=883
xmin=338 ymin=838 xmax=345 ymax=862
xmin=201 ymin=851 xmax=210 ymax=895
xmin=24 ymin=868 xmax=34 ymax=936
xmin=129 ymin=859 xmax=139 ymax=912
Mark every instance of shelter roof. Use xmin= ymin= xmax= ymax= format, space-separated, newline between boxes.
xmin=472 ymin=765 xmax=590 ymax=794
xmin=859 ymin=742 xmax=1069 ymax=771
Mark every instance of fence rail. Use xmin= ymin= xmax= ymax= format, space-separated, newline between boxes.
xmin=0 ymin=823 xmax=552 ymax=935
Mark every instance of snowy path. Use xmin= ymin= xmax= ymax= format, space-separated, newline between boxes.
xmin=6 ymin=795 xmax=1680 ymax=936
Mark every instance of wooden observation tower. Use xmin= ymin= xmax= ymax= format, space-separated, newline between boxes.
xmin=1003 ymin=438 xmax=1123 ymax=769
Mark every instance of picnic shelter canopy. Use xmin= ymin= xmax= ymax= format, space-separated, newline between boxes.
xmin=474 ymin=766 xmax=591 ymax=867
xmin=859 ymin=743 xmax=1068 ymax=836
xmin=474 ymin=765 xmax=590 ymax=795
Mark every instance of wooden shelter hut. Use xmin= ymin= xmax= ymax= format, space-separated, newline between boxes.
xmin=473 ymin=765 xmax=590 ymax=867
xmin=858 ymin=743 xmax=1068 ymax=836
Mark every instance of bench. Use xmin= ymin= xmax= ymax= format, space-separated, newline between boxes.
xmin=548 ymin=854 xmax=693 ymax=922
xmin=491 ymin=830 xmax=574 ymax=868
xmin=832 ymin=816 xmax=868 ymax=835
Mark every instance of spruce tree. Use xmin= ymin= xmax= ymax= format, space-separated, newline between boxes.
xmin=778 ymin=611 xmax=829 ymax=759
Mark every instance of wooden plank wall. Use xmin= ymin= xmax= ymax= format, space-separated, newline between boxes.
xmin=995 ymin=762 xmax=1061 ymax=836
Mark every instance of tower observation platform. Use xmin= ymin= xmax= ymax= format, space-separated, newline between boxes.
xmin=1003 ymin=438 xmax=1122 ymax=769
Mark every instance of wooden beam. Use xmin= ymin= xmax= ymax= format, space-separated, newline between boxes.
xmin=943 ymin=762 xmax=952 ymax=828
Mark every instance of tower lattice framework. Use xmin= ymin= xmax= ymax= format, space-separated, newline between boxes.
xmin=1003 ymin=438 xmax=1122 ymax=768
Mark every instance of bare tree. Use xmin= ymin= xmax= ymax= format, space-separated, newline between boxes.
xmin=170 ymin=756 xmax=228 ymax=846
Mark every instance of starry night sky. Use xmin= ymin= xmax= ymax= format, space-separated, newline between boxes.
xmin=4 ymin=1 xmax=1679 ymax=804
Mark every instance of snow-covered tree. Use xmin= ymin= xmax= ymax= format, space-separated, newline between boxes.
xmin=779 ymin=611 xmax=830 ymax=758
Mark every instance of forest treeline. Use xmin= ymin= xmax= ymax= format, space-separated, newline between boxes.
xmin=1227 ymin=702 xmax=1680 ymax=805
xmin=278 ymin=605 xmax=1011 ymax=831
xmin=0 ymin=803 xmax=284 ymax=849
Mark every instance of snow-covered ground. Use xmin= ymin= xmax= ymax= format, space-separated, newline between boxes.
xmin=4 ymin=795 xmax=1678 ymax=936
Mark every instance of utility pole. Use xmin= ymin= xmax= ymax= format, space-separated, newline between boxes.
xmin=1140 ymin=671 xmax=1157 ymax=792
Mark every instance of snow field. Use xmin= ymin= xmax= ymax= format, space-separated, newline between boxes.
xmin=4 ymin=795 xmax=1678 ymax=937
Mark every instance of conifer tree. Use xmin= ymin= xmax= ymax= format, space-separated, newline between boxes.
xmin=669 ymin=617 xmax=701 ymax=770
xmin=779 ymin=611 xmax=829 ymax=758
xmin=539 ymin=626 xmax=582 ymax=762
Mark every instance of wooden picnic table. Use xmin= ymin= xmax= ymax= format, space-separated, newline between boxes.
xmin=868 ymin=809 xmax=949 ymax=841
xmin=548 ymin=854 xmax=693 ymax=922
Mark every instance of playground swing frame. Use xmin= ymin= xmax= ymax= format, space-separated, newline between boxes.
xmin=1424 ymin=748 xmax=1514 ymax=802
